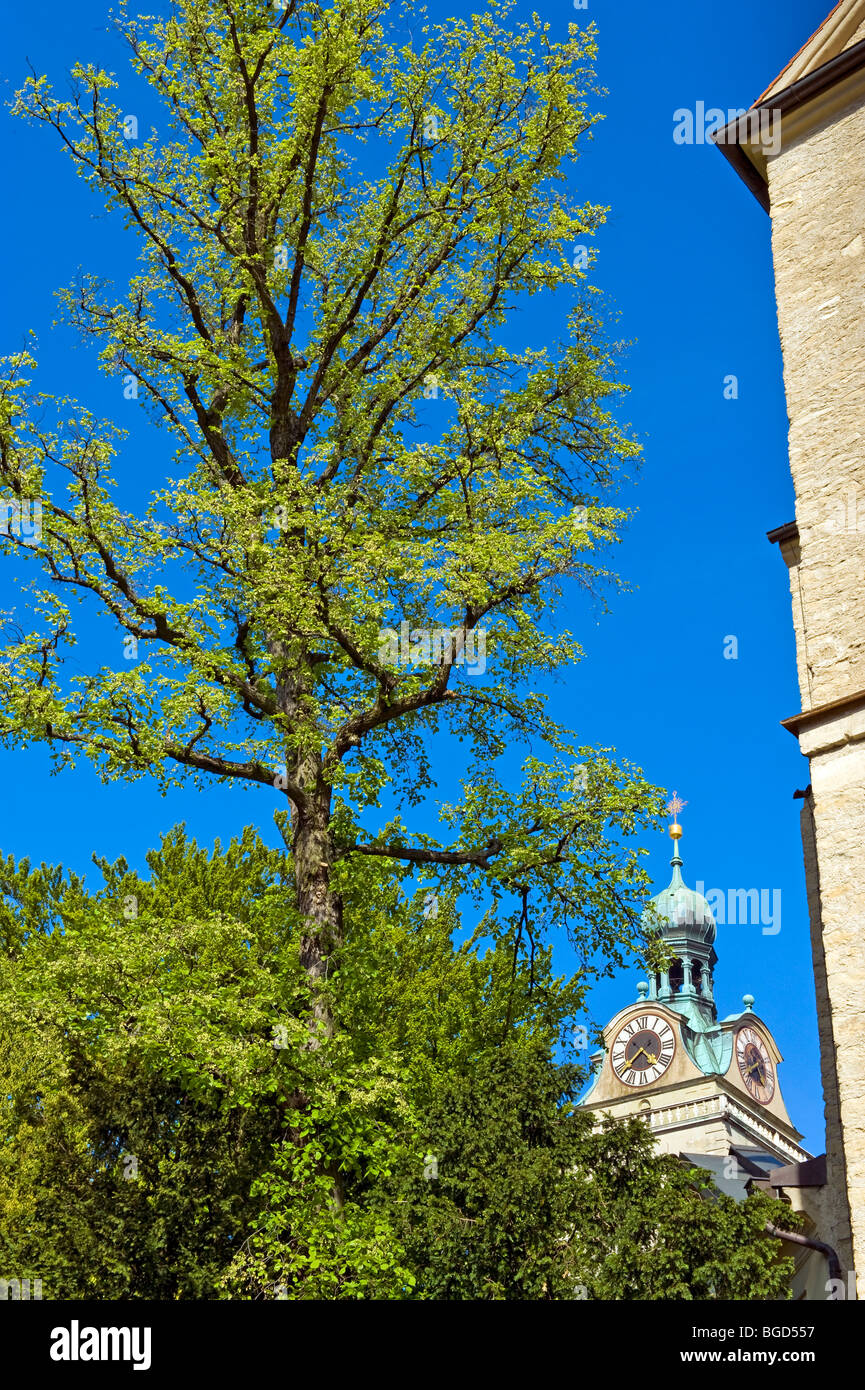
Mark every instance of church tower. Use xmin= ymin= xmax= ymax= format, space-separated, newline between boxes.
xmin=713 ymin=0 xmax=865 ymax=1286
xmin=581 ymin=813 xmax=809 ymax=1168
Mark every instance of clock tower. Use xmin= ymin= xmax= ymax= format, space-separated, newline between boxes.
xmin=580 ymin=812 xmax=809 ymax=1168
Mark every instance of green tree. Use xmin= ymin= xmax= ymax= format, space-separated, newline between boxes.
xmin=2 ymin=0 xmax=662 ymax=1080
xmin=383 ymin=1048 xmax=802 ymax=1301
xmin=0 ymin=829 xmax=296 ymax=1298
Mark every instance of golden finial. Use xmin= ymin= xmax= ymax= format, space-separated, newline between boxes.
xmin=666 ymin=791 xmax=687 ymax=840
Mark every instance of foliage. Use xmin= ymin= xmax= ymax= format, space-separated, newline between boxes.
xmin=0 ymin=830 xmax=801 ymax=1301
xmin=383 ymin=1047 xmax=801 ymax=1301
xmin=0 ymin=828 xmax=294 ymax=1298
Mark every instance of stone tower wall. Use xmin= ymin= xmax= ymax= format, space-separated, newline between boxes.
xmin=800 ymin=791 xmax=855 ymax=1272
xmin=768 ymin=95 xmax=865 ymax=709
xmin=764 ymin=83 xmax=865 ymax=1289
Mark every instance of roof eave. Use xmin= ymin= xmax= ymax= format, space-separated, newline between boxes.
xmin=714 ymin=136 xmax=770 ymax=212
xmin=713 ymin=37 xmax=865 ymax=214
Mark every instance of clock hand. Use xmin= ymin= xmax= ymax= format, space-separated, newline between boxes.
xmin=629 ymin=1046 xmax=660 ymax=1065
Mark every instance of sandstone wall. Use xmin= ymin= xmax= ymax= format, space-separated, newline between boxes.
xmin=800 ymin=792 xmax=855 ymax=1272
xmin=768 ymin=99 xmax=865 ymax=706
xmin=766 ymin=85 xmax=865 ymax=1290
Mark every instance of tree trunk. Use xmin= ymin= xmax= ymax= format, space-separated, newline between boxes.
xmin=292 ymin=774 xmax=342 ymax=1044
xmin=288 ymin=750 xmax=345 ymax=1211
xmin=273 ymin=633 xmax=346 ymax=1210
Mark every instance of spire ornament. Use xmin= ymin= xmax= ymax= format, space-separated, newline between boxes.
xmin=665 ymin=791 xmax=687 ymax=840
xmin=665 ymin=791 xmax=686 ymax=871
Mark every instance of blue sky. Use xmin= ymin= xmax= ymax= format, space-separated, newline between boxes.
xmin=0 ymin=0 xmax=833 ymax=1149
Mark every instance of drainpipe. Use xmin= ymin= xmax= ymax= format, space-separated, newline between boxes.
xmin=765 ymin=1222 xmax=842 ymax=1285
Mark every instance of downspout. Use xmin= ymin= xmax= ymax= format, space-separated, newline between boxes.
xmin=765 ymin=1222 xmax=842 ymax=1285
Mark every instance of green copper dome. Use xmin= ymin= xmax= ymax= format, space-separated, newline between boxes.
xmin=642 ymin=847 xmax=717 ymax=945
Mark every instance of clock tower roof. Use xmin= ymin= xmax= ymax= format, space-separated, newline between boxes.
xmin=642 ymin=821 xmax=717 ymax=947
xmin=639 ymin=803 xmax=720 ymax=1032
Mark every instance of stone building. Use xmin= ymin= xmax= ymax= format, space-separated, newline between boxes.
xmin=581 ymin=819 xmax=845 ymax=1299
xmin=713 ymin=0 xmax=865 ymax=1290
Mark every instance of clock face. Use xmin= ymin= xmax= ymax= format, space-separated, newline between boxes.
xmin=736 ymin=1026 xmax=775 ymax=1105
xmin=611 ymin=1014 xmax=676 ymax=1087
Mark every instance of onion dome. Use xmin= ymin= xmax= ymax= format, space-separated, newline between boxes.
xmin=642 ymin=819 xmax=716 ymax=945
